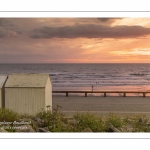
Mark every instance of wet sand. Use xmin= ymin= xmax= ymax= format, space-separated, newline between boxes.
xmin=53 ymin=96 xmax=150 ymax=118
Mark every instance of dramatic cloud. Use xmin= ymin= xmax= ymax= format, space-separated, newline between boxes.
xmin=97 ymin=18 xmax=122 ymax=23
xmin=30 ymin=24 xmax=150 ymax=39
xmin=1 ymin=18 xmax=150 ymax=63
xmin=0 ymin=18 xmax=22 ymax=38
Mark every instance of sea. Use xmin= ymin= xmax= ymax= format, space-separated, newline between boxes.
xmin=1 ymin=63 xmax=150 ymax=94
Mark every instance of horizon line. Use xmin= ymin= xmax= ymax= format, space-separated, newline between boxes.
xmin=1 ymin=62 xmax=150 ymax=64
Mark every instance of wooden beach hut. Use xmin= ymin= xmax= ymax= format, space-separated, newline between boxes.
xmin=0 ymin=76 xmax=7 ymax=108
xmin=5 ymin=73 xmax=52 ymax=115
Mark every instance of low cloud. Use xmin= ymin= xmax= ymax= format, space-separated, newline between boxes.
xmin=0 ymin=18 xmax=23 ymax=38
xmin=30 ymin=24 xmax=150 ymax=39
xmin=97 ymin=18 xmax=122 ymax=23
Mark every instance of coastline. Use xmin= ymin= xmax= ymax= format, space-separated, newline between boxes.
xmin=53 ymin=85 xmax=150 ymax=96
xmin=53 ymin=85 xmax=150 ymax=90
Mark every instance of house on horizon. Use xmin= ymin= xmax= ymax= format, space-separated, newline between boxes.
xmin=4 ymin=73 xmax=52 ymax=115
xmin=0 ymin=75 xmax=7 ymax=108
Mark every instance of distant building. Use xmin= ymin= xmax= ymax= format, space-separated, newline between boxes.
xmin=5 ymin=74 xmax=52 ymax=115
xmin=0 ymin=76 xmax=7 ymax=108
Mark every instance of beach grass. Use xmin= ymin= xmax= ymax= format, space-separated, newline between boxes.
xmin=0 ymin=108 xmax=19 ymax=122
xmin=36 ymin=106 xmax=150 ymax=132
xmin=1 ymin=107 xmax=150 ymax=132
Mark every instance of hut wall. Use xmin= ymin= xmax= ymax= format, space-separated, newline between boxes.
xmin=5 ymin=87 xmax=45 ymax=115
xmin=0 ymin=90 xmax=2 ymax=108
xmin=45 ymin=77 xmax=52 ymax=111
xmin=0 ymin=76 xmax=7 ymax=108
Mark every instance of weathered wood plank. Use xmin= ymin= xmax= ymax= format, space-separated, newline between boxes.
xmin=53 ymin=91 xmax=150 ymax=93
xmin=85 ymin=93 xmax=87 ymax=97
xmin=66 ymin=92 xmax=68 ymax=97
xmin=123 ymin=93 xmax=126 ymax=97
xmin=52 ymin=91 xmax=149 ymax=97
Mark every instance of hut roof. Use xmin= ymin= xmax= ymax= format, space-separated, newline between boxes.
xmin=0 ymin=76 xmax=7 ymax=88
xmin=5 ymin=74 xmax=50 ymax=88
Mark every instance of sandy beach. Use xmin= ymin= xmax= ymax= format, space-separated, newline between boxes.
xmin=53 ymin=96 xmax=150 ymax=118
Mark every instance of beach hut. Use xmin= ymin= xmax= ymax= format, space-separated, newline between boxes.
xmin=0 ymin=76 xmax=7 ymax=108
xmin=5 ymin=73 xmax=52 ymax=115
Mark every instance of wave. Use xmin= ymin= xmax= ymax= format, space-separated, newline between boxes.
xmin=1 ymin=63 xmax=150 ymax=88
xmin=130 ymin=73 xmax=148 ymax=76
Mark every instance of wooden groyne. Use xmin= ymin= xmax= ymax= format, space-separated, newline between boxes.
xmin=52 ymin=90 xmax=150 ymax=97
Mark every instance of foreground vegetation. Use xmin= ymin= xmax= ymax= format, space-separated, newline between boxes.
xmin=1 ymin=106 xmax=150 ymax=132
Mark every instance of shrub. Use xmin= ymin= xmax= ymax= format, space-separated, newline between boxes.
xmin=105 ymin=114 xmax=124 ymax=129
xmin=73 ymin=112 xmax=106 ymax=132
xmin=0 ymin=108 xmax=18 ymax=122
xmin=31 ymin=107 xmax=150 ymax=132
xmin=36 ymin=105 xmax=68 ymax=132
xmin=128 ymin=115 xmax=150 ymax=132
xmin=0 ymin=108 xmax=19 ymax=132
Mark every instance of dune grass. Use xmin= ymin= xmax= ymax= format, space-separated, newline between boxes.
xmin=36 ymin=106 xmax=150 ymax=132
xmin=0 ymin=108 xmax=19 ymax=122
xmin=1 ymin=106 xmax=150 ymax=132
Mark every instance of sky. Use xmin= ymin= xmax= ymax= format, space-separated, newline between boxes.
xmin=1 ymin=18 xmax=150 ymax=63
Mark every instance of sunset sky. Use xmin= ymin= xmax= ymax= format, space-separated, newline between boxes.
xmin=1 ymin=18 xmax=150 ymax=63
